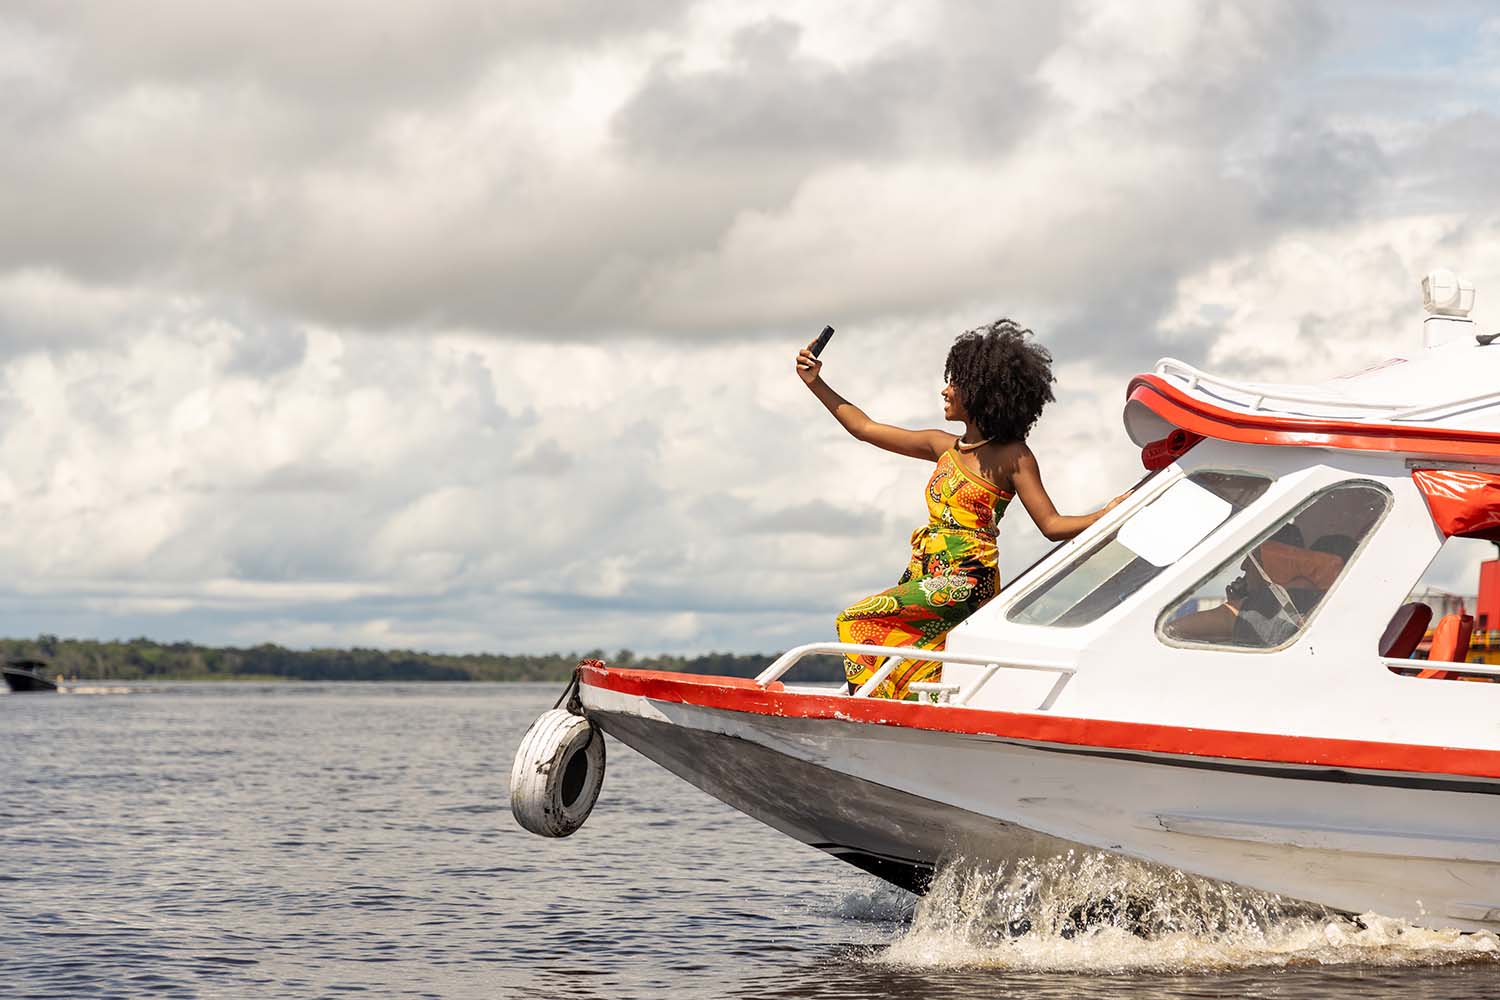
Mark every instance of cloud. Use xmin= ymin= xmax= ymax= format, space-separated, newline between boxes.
xmin=1254 ymin=121 xmax=1389 ymax=226
xmin=1160 ymin=213 xmax=1500 ymax=381
xmin=0 ymin=0 xmax=1341 ymax=342
xmin=744 ymin=498 xmax=884 ymax=536
xmin=613 ymin=10 xmax=1055 ymax=163
xmin=6 ymin=2 xmax=692 ymax=107
xmin=225 ymin=323 xmax=308 ymax=377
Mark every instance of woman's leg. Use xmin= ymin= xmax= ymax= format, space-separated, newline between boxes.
xmin=837 ymin=577 xmax=967 ymax=699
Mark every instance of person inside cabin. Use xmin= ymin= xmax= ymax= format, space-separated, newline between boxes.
xmin=796 ymin=319 xmax=1129 ymax=699
xmin=1165 ymin=527 xmax=1354 ymax=647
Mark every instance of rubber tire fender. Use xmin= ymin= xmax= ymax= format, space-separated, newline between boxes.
xmin=509 ymin=709 xmax=606 ymax=837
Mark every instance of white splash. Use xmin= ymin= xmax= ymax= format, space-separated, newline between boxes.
xmin=868 ymin=853 xmax=1499 ymax=973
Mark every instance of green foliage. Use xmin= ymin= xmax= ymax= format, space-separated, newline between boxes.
xmin=0 ymin=636 xmax=843 ymax=683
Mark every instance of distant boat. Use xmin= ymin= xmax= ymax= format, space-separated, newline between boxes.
xmin=2 ymin=658 xmax=57 ymax=692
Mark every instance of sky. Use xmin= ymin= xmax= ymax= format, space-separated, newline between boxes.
xmin=3 ymin=0 xmax=1500 ymax=656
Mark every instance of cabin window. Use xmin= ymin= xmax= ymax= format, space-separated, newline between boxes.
xmin=1007 ymin=471 xmax=1271 ymax=628
xmin=1158 ymin=480 xmax=1391 ymax=651
xmin=1382 ymin=536 xmax=1498 ymax=680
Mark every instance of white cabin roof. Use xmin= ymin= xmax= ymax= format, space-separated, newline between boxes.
xmin=1124 ymin=330 xmax=1500 ymax=463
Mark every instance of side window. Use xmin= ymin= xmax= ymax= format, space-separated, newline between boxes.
xmin=1381 ymin=536 xmax=1496 ymax=679
xmin=1007 ymin=471 xmax=1272 ymax=628
xmin=1159 ymin=481 xmax=1391 ymax=650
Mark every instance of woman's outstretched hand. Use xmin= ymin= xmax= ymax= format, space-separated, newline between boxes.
xmin=795 ymin=345 xmax=823 ymax=386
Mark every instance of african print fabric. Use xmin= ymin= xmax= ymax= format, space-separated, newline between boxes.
xmin=837 ymin=449 xmax=1010 ymax=699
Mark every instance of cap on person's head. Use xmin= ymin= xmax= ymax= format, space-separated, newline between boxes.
xmin=1267 ymin=523 xmax=1305 ymax=548
xmin=1242 ymin=522 xmax=1305 ymax=576
xmin=1311 ymin=534 xmax=1357 ymax=564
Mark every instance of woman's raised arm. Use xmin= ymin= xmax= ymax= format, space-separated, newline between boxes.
xmin=796 ymin=346 xmax=950 ymax=461
xmin=1009 ymin=445 xmax=1126 ymax=542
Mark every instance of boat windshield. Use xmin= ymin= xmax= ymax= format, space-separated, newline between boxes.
xmin=1007 ymin=470 xmax=1272 ymax=628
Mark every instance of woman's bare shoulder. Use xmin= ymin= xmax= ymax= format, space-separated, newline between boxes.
xmin=978 ymin=439 xmax=1029 ymax=492
xmin=993 ymin=439 xmax=1031 ymax=459
xmin=987 ymin=439 xmax=1032 ymax=471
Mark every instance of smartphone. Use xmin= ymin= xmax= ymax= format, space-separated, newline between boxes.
xmin=811 ymin=325 xmax=835 ymax=357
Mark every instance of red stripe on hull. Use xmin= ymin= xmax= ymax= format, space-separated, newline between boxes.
xmin=1127 ymin=373 xmax=1500 ymax=459
xmin=580 ymin=663 xmax=1500 ymax=780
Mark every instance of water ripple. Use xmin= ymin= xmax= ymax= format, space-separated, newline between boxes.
xmin=4 ymin=683 xmax=1499 ymax=998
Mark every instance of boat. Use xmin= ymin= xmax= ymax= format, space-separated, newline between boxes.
xmin=3 ymin=658 xmax=57 ymax=692
xmin=513 ymin=269 xmax=1500 ymax=932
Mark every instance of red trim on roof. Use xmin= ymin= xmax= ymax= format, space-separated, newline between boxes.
xmin=579 ymin=663 xmax=1500 ymax=780
xmin=1127 ymin=373 xmax=1500 ymax=459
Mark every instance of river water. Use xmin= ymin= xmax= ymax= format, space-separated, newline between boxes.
xmin=3 ymin=682 xmax=1498 ymax=998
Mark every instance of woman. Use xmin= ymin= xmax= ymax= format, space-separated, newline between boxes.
xmin=796 ymin=318 xmax=1124 ymax=699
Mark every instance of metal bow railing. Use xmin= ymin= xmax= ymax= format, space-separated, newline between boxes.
xmin=754 ymin=641 xmax=1075 ymax=709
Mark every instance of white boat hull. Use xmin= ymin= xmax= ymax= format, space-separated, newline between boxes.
xmin=584 ymin=677 xmax=1500 ymax=932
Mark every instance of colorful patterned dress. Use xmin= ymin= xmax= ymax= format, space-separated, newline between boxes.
xmin=837 ymin=448 xmax=1011 ymax=699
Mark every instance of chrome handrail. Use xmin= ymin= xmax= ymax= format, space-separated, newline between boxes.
xmin=754 ymin=641 xmax=1074 ymax=708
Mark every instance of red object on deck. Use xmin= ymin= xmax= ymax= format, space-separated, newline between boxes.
xmin=1140 ymin=429 xmax=1204 ymax=470
xmin=1421 ymin=613 xmax=1475 ymax=677
xmin=1478 ymin=560 xmax=1500 ymax=634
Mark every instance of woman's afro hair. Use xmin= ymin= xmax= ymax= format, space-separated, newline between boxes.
xmin=943 ymin=319 xmax=1055 ymax=443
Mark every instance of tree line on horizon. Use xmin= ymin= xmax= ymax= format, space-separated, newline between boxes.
xmin=0 ymin=635 xmax=843 ymax=683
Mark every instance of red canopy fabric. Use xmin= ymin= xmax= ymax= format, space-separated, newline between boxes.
xmin=1412 ymin=469 xmax=1500 ymax=542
